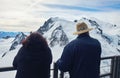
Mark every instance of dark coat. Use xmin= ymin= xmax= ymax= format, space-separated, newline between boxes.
xmin=13 ymin=46 xmax=52 ymax=78
xmin=57 ymin=33 xmax=101 ymax=78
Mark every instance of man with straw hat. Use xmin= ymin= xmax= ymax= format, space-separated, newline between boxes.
xmin=57 ymin=22 xmax=101 ymax=78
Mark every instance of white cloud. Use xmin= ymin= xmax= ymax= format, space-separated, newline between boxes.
xmin=0 ymin=0 xmax=120 ymax=31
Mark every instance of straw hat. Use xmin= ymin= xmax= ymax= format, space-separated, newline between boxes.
xmin=73 ymin=22 xmax=93 ymax=35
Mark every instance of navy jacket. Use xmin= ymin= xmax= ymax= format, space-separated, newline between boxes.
xmin=13 ymin=46 xmax=52 ymax=78
xmin=57 ymin=33 xmax=101 ymax=78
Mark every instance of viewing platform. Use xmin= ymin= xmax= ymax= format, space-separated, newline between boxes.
xmin=0 ymin=55 xmax=120 ymax=78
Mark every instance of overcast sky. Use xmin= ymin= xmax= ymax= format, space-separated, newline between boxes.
xmin=0 ymin=0 xmax=120 ymax=32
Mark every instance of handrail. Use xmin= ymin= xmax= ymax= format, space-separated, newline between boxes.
xmin=100 ymin=55 xmax=120 ymax=78
xmin=0 ymin=55 xmax=120 ymax=78
xmin=0 ymin=67 xmax=15 ymax=72
xmin=58 ymin=55 xmax=120 ymax=78
xmin=101 ymin=56 xmax=115 ymax=60
xmin=100 ymin=73 xmax=111 ymax=77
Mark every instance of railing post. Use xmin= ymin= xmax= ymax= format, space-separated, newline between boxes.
xmin=118 ymin=56 xmax=120 ymax=78
xmin=110 ymin=57 xmax=115 ymax=78
xmin=53 ymin=63 xmax=58 ymax=78
xmin=115 ymin=56 xmax=120 ymax=78
xmin=111 ymin=56 xmax=120 ymax=78
xmin=60 ymin=71 xmax=64 ymax=78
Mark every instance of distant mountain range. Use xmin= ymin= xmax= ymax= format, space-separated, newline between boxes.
xmin=0 ymin=17 xmax=120 ymax=57
xmin=0 ymin=31 xmax=20 ymax=39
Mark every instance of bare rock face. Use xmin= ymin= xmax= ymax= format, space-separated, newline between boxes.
xmin=9 ymin=32 xmax=27 ymax=51
xmin=37 ymin=17 xmax=69 ymax=47
xmin=49 ymin=26 xmax=69 ymax=47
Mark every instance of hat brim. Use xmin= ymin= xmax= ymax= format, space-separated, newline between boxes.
xmin=73 ymin=28 xmax=93 ymax=35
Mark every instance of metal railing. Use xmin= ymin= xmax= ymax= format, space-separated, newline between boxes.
xmin=0 ymin=56 xmax=120 ymax=78
xmin=100 ymin=56 xmax=120 ymax=78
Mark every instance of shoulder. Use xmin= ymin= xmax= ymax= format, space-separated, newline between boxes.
xmin=19 ymin=46 xmax=26 ymax=52
xmin=64 ymin=39 xmax=78 ymax=50
xmin=46 ymin=46 xmax=52 ymax=53
xmin=17 ymin=46 xmax=27 ymax=56
xmin=91 ymin=37 xmax=101 ymax=44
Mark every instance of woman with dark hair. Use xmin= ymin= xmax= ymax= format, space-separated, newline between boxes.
xmin=13 ymin=32 xmax=52 ymax=78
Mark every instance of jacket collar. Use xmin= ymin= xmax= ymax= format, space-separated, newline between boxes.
xmin=77 ymin=33 xmax=90 ymax=39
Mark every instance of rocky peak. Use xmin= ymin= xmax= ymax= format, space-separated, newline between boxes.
xmin=37 ymin=17 xmax=70 ymax=47
xmin=37 ymin=17 xmax=56 ymax=34
xmin=49 ymin=25 xmax=69 ymax=47
xmin=9 ymin=32 xmax=27 ymax=51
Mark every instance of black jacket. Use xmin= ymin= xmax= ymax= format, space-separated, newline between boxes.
xmin=13 ymin=46 xmax=52 ymax=78
xmin=57 ymin=33 xmax=101 ymax=78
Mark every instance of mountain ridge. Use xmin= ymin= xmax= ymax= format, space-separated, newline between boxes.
xmin=37 ymin=17 xmax=120 ymax=57
xmin=0 ymin=17 xmax=120 ymax=57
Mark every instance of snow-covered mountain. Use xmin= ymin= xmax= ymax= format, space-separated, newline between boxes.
xmin=0 ymin=17 xmax=120 ymax=75
xmin=0 ymin=17 xmax=120 ymax=77
xmin=37 ymin=17 xmax=120 ymax=57
xmin=9 ymin=32 xmax=27 ymax=51
xmin=1 ymin=17 xmax=119 ymax=57
xmin=37 ymin=17 xmax=73 ymax=47
xmin=1 ymin=17 xmax=120 ymax=58
xmin=37 ymin=17 xmax=120 ymax=75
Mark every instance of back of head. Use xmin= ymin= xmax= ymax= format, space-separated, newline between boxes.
xmin=22 ymin=32 xmax=48 ymax=50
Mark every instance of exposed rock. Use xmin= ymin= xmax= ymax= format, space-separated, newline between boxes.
xmin=9 ymin=32 xmax=27 ymax=51
xmin=49 ymin=26 xmax=69 ymax=47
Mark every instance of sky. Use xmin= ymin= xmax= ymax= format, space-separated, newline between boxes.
xmin=0 ymin=0 xmax=120 ymax=32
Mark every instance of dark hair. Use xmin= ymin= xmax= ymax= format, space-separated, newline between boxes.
xmin=22 ymin=32 xmax=48 ymax=49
